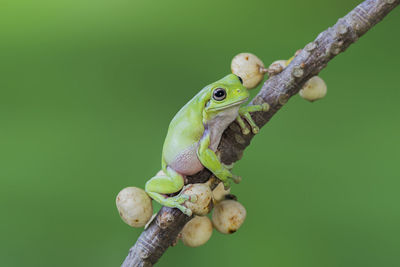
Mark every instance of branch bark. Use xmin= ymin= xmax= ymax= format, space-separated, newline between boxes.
xmin=122 ymin=0 xmax=399 ymax=266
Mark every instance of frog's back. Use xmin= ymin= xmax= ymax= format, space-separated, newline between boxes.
xmin=162 ymin=89 xmax=208 ymax=175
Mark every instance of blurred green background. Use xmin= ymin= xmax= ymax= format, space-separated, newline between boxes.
xmin=1 ymin=0 xmax=399 ymax=266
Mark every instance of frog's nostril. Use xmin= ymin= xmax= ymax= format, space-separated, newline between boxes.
xmin=236 ymin=89 xmax=241 ymax=93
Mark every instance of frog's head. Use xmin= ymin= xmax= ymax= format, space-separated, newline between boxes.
xmin=205 ymin=74 xmax=249 ymax=112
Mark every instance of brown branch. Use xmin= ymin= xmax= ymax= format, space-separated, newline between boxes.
xmin=121 ymin=0 xmax=399 ymax=266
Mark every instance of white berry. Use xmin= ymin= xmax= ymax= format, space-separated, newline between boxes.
xmin=180 ymin=216 xmax=213 ymax=247
xmin=182 ymin=184 xmax=213 ymax=216
xmin=299 ymin=76 xmax=327 ymax=102
xmin=231 ymin=53 xmax=266 ymax=89
xmin=212 ymin=200 xmax=246 ymax=234
xmin=116 ymin=187 xmax=153 ymax=227
xmin=267 ymin=59 xmax=288 ymax=75
xmin=212 ymin=182 xmax=230 ymax=203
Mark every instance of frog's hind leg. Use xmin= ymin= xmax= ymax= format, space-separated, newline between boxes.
xmin=145 ymin=166 xmax=195 ymax=216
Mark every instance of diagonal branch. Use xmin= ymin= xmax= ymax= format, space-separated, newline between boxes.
xmin=122 ymin=0 xmax=399 ymax=266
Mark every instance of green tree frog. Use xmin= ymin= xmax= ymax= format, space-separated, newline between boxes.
xmin=145 ymin=74 xmax=268 ymax=216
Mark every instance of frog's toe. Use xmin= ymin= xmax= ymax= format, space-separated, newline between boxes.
xmin=261 ymin=103 xmax=270 ymax=111
xmin=178 ymin=205 xmax=192 ymax=216
xmin=231 ymin=174 xmax=242 ymax=184
xmin=242 ymin=127 xmax=251 ymax=135
xmin=180 ymin=190 xmax=197 ymax=203
xmin=171 ymin=194 xmax=189 ymax=204
xmin=181 ymin=194 xmax=190 ymax=200
xmin=189 ymin=195 xmax=197 ymax=203
xmin=251 ymin=126 xmax=260 ymax=134
xmin=185 ymin=208 xmax=193 ymax=216
xmin=223 ymin=180 xmax=231 ymax=190
xmin=179 ymin=196 xmax=189 ymax=204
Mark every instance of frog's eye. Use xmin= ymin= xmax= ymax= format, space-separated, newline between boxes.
xmin=213 ymin=88 xmax=226 ymax=101
xmin=237 ymin=76 xmax=243 ymax=84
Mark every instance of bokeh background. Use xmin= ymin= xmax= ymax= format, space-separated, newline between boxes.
xmin=1 ymin=0 xmax=399 ymax=266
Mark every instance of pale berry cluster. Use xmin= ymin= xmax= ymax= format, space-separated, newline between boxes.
xmin=231 ymin=52 xmax=327 ymax=102
xmin=116 ymin=180 xmax=247 ymax=248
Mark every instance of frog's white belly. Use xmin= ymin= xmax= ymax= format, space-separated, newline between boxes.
xmin=207 ymin=105 xmax=240 ymax=151
xmin=169 ymin=105 xmax=240 ymax=175
xmin=169 ymin=143 xmax=203 ymax=175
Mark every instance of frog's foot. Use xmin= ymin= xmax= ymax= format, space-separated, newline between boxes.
xmin=146 ymin=191 xmax=194 ymax=216
xmin=221 ymin=173 xmax=241 ymax=190
xmin=163 ymin=195 xmax=194 ymax=216
xmin=170 ymin=190 xmax=198 ymax=215
xmin=175 ymin=203 xmax=193 ymax=216
xmin=260 ymin=103 xmax=270 ymax=112
xmin=242 ymin=112 xmax=259 ymax=134
xmin=212 ymin=164 xmax=241 ymax=189
xmin=237 ymin=104 xmax=269 ymax=135
xmin=169 ymin=192 xmax=196 ymax=204
xmin=180 ymin=185 xmax=198 ymax=203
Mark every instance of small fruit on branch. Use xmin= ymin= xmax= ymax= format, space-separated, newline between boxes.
xmin=212 ymin=199 xmax=246 ymax=234
xmin=231 ymin=52 xmax=266 ymax=89
xmin=212 ymin=182 xmax=231 ymax=203
xmin=267 ymin=59 xmax=288 ymax=76
xmin=299 ymin=76 xmax=327 ymax=102
xmin=180 ymin=216 xmax=213 ymax=247
xmin=116 ymin=187 xmax=153 ymax=227
xmin=182 ymin=183 xmax=213 ymax=216
xmin=232 ymin=52 xmax=327 ymax=103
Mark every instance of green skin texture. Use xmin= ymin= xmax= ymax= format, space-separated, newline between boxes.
xmin=145 ymin=74 xmax=268 ymax=216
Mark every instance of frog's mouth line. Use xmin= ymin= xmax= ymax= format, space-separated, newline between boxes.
xmin=208 ymin=98 xmax=248 ymax=111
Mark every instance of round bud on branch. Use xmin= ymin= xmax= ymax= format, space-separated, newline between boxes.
xmin=116 ymin=187 xmax=153 ymax=227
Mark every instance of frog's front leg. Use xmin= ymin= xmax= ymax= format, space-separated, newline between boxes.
xmin=236 ymin=103 xmax=269 ymax=134
xmin=145 ymin=166 xmax=196 ymax=216
xmin=197 ymin=131 xmax=241 ymax=189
